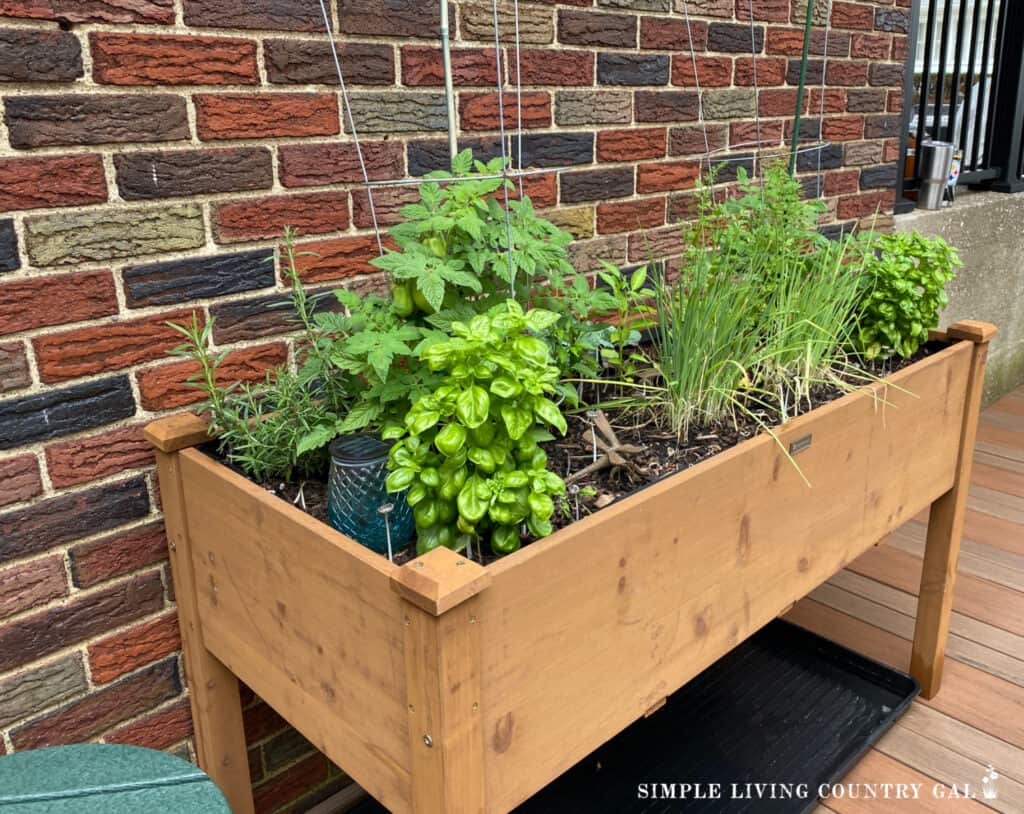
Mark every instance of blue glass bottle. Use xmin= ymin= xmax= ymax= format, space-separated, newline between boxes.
xmin=326 ymin=434 xmax=414 ymax=555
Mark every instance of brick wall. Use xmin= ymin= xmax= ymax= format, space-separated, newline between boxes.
xmin=0 ymin=0 xmax=907 ymax=810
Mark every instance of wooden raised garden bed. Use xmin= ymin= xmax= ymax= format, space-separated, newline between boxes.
xmin=145 ymin=320 xmax=995 ymax=814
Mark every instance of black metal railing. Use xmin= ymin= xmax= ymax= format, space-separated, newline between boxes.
xmin=899 ymin=0 xmax=1024 ymax=200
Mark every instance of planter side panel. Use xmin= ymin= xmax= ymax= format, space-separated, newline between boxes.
xmin=478 ymin=343 xmax=972 ymax=813
xmin=177 ymin=450 xmax=412 ymax=812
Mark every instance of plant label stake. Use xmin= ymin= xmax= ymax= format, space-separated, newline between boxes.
xmin=569 ymin=483 xmax=581 ymax=521
xmin=378 ymin=503 xmax=395 ymax=563
xmin=586 ymin=410 xmax=599 ymax=463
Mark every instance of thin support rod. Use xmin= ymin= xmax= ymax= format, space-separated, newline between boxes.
xmin=440 ymin=0 xmax=458 ymax=160
xmin=789 ymin=0 xmax=816 ymax=176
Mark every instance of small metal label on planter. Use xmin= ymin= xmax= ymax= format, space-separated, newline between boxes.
xmin=789 ymin=434 xmax=813 ymax=455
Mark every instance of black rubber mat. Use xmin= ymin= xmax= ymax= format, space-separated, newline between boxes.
xmin=352 ymin=619 xmax=918 ymax=813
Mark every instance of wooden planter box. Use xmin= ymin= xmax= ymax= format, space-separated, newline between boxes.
xmin=146 ymin=321 xmax=994 ymax=814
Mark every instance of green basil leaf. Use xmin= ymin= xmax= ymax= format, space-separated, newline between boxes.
xmin=456 ymin=385 xmax=490 ymax=428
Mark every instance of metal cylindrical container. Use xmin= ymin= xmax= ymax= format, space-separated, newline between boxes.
xmin=327 ymin=434 xmax=414 ymax=554
xmin=917 ymin=140 xmax=955 ymax=210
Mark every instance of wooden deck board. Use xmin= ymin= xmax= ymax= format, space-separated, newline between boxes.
xmin=785 ymin=385 xmax=1024 ymax=813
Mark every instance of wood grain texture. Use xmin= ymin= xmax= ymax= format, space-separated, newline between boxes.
xmin=477 ymin=342 xmax=971 ymax=812
xmin=152 ymin=450 xmax=253 ymax=814
xmin=144 ymin=412 xmax=209 ymax=452
xmin=177 ymin=448 xmax=412 ymax=812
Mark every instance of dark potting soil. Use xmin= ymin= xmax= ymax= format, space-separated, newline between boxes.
xmin=209 ymin=344 xmax=936 ymax=565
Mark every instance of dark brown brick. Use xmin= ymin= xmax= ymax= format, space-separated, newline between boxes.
xmin=69 ymin=522 xmax=167 ymax=589
xmin=736 ymin=0 xmax=788 ymax=22
xmin=707 ymin=22 xmax=764 ymax=53
xmin=627 ymin=224 xmax=685 ymax=262
xmin=10 ymin=656 xmax=179 ymax=749
xmin=0 ymin=342 xmax=30 ymax=394
xmin=0 ymin=0 xmax=173 ymax=25
xmin=846 ymin=88 xmax=886 ymax=113
xmin=635 ymin=90 xmax=699 ymax=123
xmin=89 ymin=612 xmax=181 ymax=683
xmin=263 ymin=728 xmax=318 ymax=773
xmin=0 ymin=571 xmax=164 ymax=674
xmin=0 ymin=219 xmax=17 ymax=273
xmin=598 ymin=53 xmax=669 ymax=86
xmin=136 ymin=343 xmax=288 ymax=410
xmin=107 ymin=696 xmax=192 ymax=750
xmin=640 ymin=17 xmax=706 ymax=51
xmin=0 ymin=454 xmax=41 ymax=509
xmin=869 ymin=62 xmax=904 ymax=87
xmin=596 ymin=197 xmax=665 ymax=233
xmin=45 ymin=425 xmax=153 ymax=489
xmin=253 ymin=754 xmax=329 ymax=814
xmin=195 ymin=93 xmax=338 ymax=141
xmin=5 ymin=94 xmax=188 ymax=149
xmin=264 ymin=40 xmax=394 ymax=86
xmin=0 ymin=155 xmax=107 ymax=212
xmin=875 ymin=7 xmax=910 ymax=33
xmin=558 ymin=10 xmax=637 ymax=47
xmin=123 ymin=248 xmax=274 ymax=307
xmin=279 ymin=141 xmax=404 ymax=187
xmin=865 ymin=114 xmax=902 ymax=139
xmin=459 ymin=92 xmax=551 ymax=130
xmin=401 ymin=46 xmax=497 ymax=87
xmin=34 ymin=309 xmax=195 ymax=383
xmin=352 ymin=186 xmax=421 ymax=229
xmin=209 ymin=289 xmax=338 ymax=343
xmin=0 ymin=28 xmax=82 ymax=82
xmin=860 ymin=163 xmax=898 ymax=189
xmin=0 ymin=270 xmax=117 ymax=337
xmin=669 ymin=123 xmax=727 ymax=156
xmin=0 ymin=476 xmax=149 ymax=563
xmin=568 ymin=234 xmax=627 ymax=273
xmin=214 ymin=192 xmax=350 ymax=243
xmin=0 ymin=554 xmax=66 ymax=621
xmin=519 ymin=50 xmax=593 ymax=86
xmin=338 ymin=0 xmax=441 ymax=37
xmin=520 ymin=132 xmax=594 ymax=168
xmin=115 ymin=147 xmax=271 ymax=201
xmin=91 ymin=33 xmax=257 ymax=85
xmin=183 ymin=0 xmax=323 ymax=31
xmin=560 ymin=167 xmax=634 ymax=203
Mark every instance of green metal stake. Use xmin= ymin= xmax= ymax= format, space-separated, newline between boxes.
xmin=789 ymin=0 xmax=816 ymax=176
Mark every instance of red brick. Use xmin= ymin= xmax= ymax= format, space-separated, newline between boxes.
xmin=888 ymin=90 xmax=903 ymax=113
xmin=596 ymin=197 xmax=666 ymax=234
xmin=518 ymin=172 xmax=557 ymax=208
xmin=254 ymin=753 xmax=329 ymax=814
xmin=733 ymin=57 xmax=787 ymax=86
xmin=0 ymin=270 xmax=117 ymax=337
xmin=0 ymin=454 xmax=41 ymax=508
xmin=106 ymin=697 xmax=192 ymax=750
xmin=597 ymin=127 xmax=667 ymax=162
xmin=824 ymin=169 xmax=861 ymax=195
xmin=637 ymin=160 xmax=701 ymax=193
xmin=736 ymin=0 xmax=789 ymax=22
xmin=823 ymin=115 xmax=865 ymax=141
xmin=215 ymin=192 xmax=349 ymax=243
xmin=627 ymin=225 xmax=685 ymax=263
xmin=136 ymin=343 xmax=288 ymax=411
xmin=195 ymin=94 xmax=339 ymax=141
xmin=884 ymin=139 xmax=900 ymax=162
xmin=33 ymin=309 xmax=196 ymax=384
xmin=0 ymin=571 xmax=164 ymax=675
xmin=827 ymin=61 xmax=869 ymax=86
xmin=640 ymin=17 xmax=707 ymax=51
xmin=758 ymin=88 xmax=801 ymax=117
xmin=671 ymin=55 xmax=732 ymax=87
xmin=837 ymin=189 xmax=895 ymax=219
xmin=69 ymin=522 xmax=168 ymax=589
xmin=669 ymin=123 xmax=727 ymax=156
xmin=402 ymin=46 xmax=497 ymax=86
xmin=89 ymin=612 xmax=181 ymax=683
xmin=518 ymin=50 xmax=593 ymax=86
xmin=278 ymin=141 xmax=404 ymax=187
xmin=730 ymin=119 xmax=784 ymax=147
xmin=244 ymin=700 xmax=289 ymax=743
xmin=831 ymin=1 xmax=875 ymax=30
xmin=0 ymin=341 xmax=30 ymax=394
xmin=851 ymin=33 xmax=892 ymax=59
xmin=10 ymin=656 xmax=178 ymax=750
xmin=809 ymin=87 xmax=847 ymax=114
xmin=352 ymin=186 xmax=420 ymax=229
xmin=91 ymin=33 xmax=258 ymax=86
xmin=891 ymin=34 xmax=908 ymax=61
xmin=0 ymin=0 xmax=174 ymax=24
xmin=45 ymin=425 xmax=153 ymax=489
xmin=0 ymin=155 xmax=107 ymax=212
xmin=667 ymin=192 xmax=700 ymax=223
xmin=290 ymin=236 xmax=383 ymax=283
xmin=459 ymin=92 xmax=551 ymax=131
xmin=0 ymin=554 xmax=66 ymax=621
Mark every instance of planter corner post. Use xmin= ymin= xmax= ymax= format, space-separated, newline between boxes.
xmin=392 ymin=547 xmax=492 ymax=813
xmin=145 ymin=414 xmax=255 ymax=814
xmin=910 ymin=321 xmax=997 ymax=699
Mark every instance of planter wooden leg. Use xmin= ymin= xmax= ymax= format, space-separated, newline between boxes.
xmin=911 ymin=321 xmax=996 ymax=699
xmin=392 ymin=547 xmax=491 ymax=813
xmin=148 ymin=416 xmax=255 ymax=814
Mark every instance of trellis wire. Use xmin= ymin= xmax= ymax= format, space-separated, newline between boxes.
xmin=815 ymin=0 xmax=836 ymax=196
xmin=489 ymin=0 xmax=518 ymax=298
